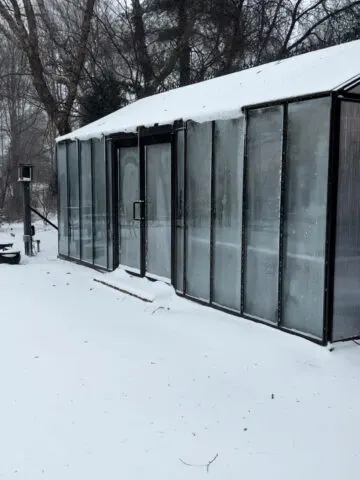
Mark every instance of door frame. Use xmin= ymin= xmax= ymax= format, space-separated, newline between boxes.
xmin=144 ymin=142 xmax=172 ymax=282
xmin=112 ymin=126 xmax=177 ymax=285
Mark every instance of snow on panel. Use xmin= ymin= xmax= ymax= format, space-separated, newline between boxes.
xmin=57 ymin=39 xmax=360 ymax=142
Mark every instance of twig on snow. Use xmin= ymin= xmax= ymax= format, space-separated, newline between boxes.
xmin=151 ymin=306 xmax=165 ymax=315
xmin=206 ymin=453 xmax=219 ymax=473
xmin=179 ymin=453 xmax=219 ymax=473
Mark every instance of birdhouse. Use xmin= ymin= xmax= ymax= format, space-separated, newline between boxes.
xmin=18 ymin=164 xmax=33 ymax=182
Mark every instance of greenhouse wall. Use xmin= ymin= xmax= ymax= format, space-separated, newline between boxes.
xmin=58 ymin=92 xmax=360 ymax=344
xmin=332 ymin=100 xmax=360 ymax=341
xmin=175 ymin=97 xmax=331 ymax=341
xmin=57 ymin=137 xmax=114 ymax=271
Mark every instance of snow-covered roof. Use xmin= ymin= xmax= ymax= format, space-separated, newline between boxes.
xmin=57 ymin=39 xmax=360 ymax=142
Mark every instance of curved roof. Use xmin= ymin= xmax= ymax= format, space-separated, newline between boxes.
xmin=57 ymin=39 xmax=360 ymax=142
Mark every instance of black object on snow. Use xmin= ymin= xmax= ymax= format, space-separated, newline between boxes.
xmin=0 ymin=243 xmax=21 ymax=264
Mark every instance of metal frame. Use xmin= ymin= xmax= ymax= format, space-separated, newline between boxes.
xmin=175 ymin=112 xmax=328 ymax=345
xmin=114 ymin=127 xmax=174 ymax=280
xmin=327 ymin=96 xmax=360 ymax=343
xmin=140 ymin=128 xmax=173 ymax=280
xmin=209 ymin=121 xmax=216 ymax=303
xmin=242 ymin=91 xmax=331 ymax=113
xmin=323 ymin=93 xmax=341 ymax=343
xmin=240 ymin=111 xmax=249 ymax=312
xmin=57 ymin=136 xmax=114 ymax=272
xmin=170 ymin=123 xmax=179 ymax=287
xmin=91 ymin=139 xmax=96 ymax=265
xmin=183 ymin=123 xmax=188 ymax=295
xmin=111 ymin=141 xmax=120 ymax=269
xmin=78 ymin=140 xmax=83 ymax=261
xmin=57 ymin=87 xmax=360 ymax=346
xmin=240 ymin=104 xmax=284 ymax=325
xmin=65 ymin=141 xmax=70 ymax=257
xmin=113 ymin=134 xmax=138 ymax=274
xmin=278 ymin=104 xmax=288 ymax=325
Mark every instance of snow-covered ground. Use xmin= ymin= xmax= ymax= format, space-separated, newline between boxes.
xmin=1 ymin=220 xmax=360 ymax=479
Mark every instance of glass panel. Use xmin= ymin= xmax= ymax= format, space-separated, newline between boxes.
xmin=282 ymin=98 xmax=330 ymax=338
xmin=93 ymin=138 xmax=108 ymax=268
xmin=107 ymin=140 xmax=114 ymax=270
xmin=185 ymin=122 xmax=212 ymax=301
xmin=146 ymin=143 xmax=171 ymax=280
xmin=213 ymin=118 xmax=244 ymax=310
xmin=68 ymin=141 xmax=80 ymax=259
xmin=333 ymin=101 xmax=360 ymax=341
xmin=80 ymin=141 xmax=93 ymax=264
xmin=244 ymin=106 xmax=282 ymax=322
xmin=57 ymin=143 xmax=68 ymax=256
xmin=119 ymin=146 xmax=140 ymax=271
xmin=349 ymin=84 xmax=360 ymax=94
xmin=176 ymin=130 xmax=185 ymax=292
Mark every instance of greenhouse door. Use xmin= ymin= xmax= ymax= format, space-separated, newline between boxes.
xmin=145 ymin=143 xmax=171 ymax=282
xmin=117 ymin=141 xmax=172 ymax=281
xmin=118 ymin=146 xmax=141 ymax=274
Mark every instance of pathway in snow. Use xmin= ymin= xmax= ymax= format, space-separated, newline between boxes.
xmin=1 ymin=224 xmax=360 ymax=479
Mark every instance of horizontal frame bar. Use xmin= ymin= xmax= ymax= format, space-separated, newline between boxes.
xmin=175 ymin=291 xmax=326 ymax=345
xmin=243 ymin=91 xmax=331 ymax=112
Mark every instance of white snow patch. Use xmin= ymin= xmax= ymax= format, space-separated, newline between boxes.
xmin=1 ymin=223 xmax=360 ymax=479
xmin=57 ymin=39 xmax=360 ymax=142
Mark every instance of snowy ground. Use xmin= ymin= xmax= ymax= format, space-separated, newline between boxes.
xmin=1 ymin=220 xmax=360 ymax=479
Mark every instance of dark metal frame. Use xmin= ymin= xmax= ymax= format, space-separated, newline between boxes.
xmin=174 ymin=104 xmax=331 ymax=345
xmin=278 ymin=104 xmax=288 ymax=325
xmin=325 ymin=93 xmax=360 ymax=343
xmin=112 ymin=133 xmax=138 ymax=274
xmin=56 ymin=82 xmax=360 ymax=345
xmin=183 ymin=124 xmax=188 ymax=295
xmin=113 ymin=126 xmax=175 ymax=280
xmin=240 ymin=105 xmax=285 ymax=325
xmin=240 ymin=96 xmax=331 ymax=343
xmin=323 ymin=93 xmax=341 ymax=343
xmin=56 ymin=137 xmax=113 ymax=272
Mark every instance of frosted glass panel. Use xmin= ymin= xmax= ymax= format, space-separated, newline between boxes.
xmin=146 ymin=144 xmax=171 ymax=279
xmin=57 ymin=143 xmax=68 ymax=256
xmin=333 ymin=101 xmax=360 ymax=341
xmin=186 ymin=122 xmax=212 ymax=300
xmin=93 ymin=139 xmax=107 ymax=268
xmin=213 ymin=118 xmax=243 ymax=310
xmin=244 ymin=106 xmax=282 ymax=322
xmin=68 ymin=141 xmax=80 ymax=259
xmin=119 ymin=146 xmax=140 ymax=271
xmin=176 ymin=131 xmax=185 ymax=292
xmin=282 ymin=98 xmax=330 ymax=338
xmin=80 ymin=141 xmax=93 ymax=264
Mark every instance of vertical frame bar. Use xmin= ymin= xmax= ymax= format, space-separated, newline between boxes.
xmin=323 ymin=93 xmax=341 ymax=344
xmin=66 ymin=141 xmax=70 ymax=257
xmin=138 ymin=129 xmax=146 ymax=277
xmin=112 ymin=142 xmax=120 ymax=269
xmin=78 ymin=140 xmax=83 ymax=262
xmin=278 ymin=104 xmax=288 ymax=325
xmin=171 ymin=130 xmax=177 ymax=287
xmin=209 ymin=121 xmax=216 ymax=303
xmin=56 ymin=143 xmax=60 ymax=256
xmin=240 ymin=111 xmax=249 ymax=314
xmin=91 ymin=139 xmax=95 ymax=265
xmin=104 ymin=137 xmax=110 ymax=270
xmin=183 ymin=123 xmax=188 ymax=295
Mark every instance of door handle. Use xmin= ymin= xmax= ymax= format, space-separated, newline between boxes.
xmin=133 ymin=200 xmax=144 ymax=221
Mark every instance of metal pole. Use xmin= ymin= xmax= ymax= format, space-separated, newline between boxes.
xmin=23 ymin=182 xmax=32 ymax=256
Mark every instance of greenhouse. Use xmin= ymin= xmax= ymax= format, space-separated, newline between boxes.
xmin=56 ymin=38 xmax=360 ymax=344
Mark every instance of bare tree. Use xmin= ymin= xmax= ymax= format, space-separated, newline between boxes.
xmin=0 ymin=0 xmax=97 ymax=135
